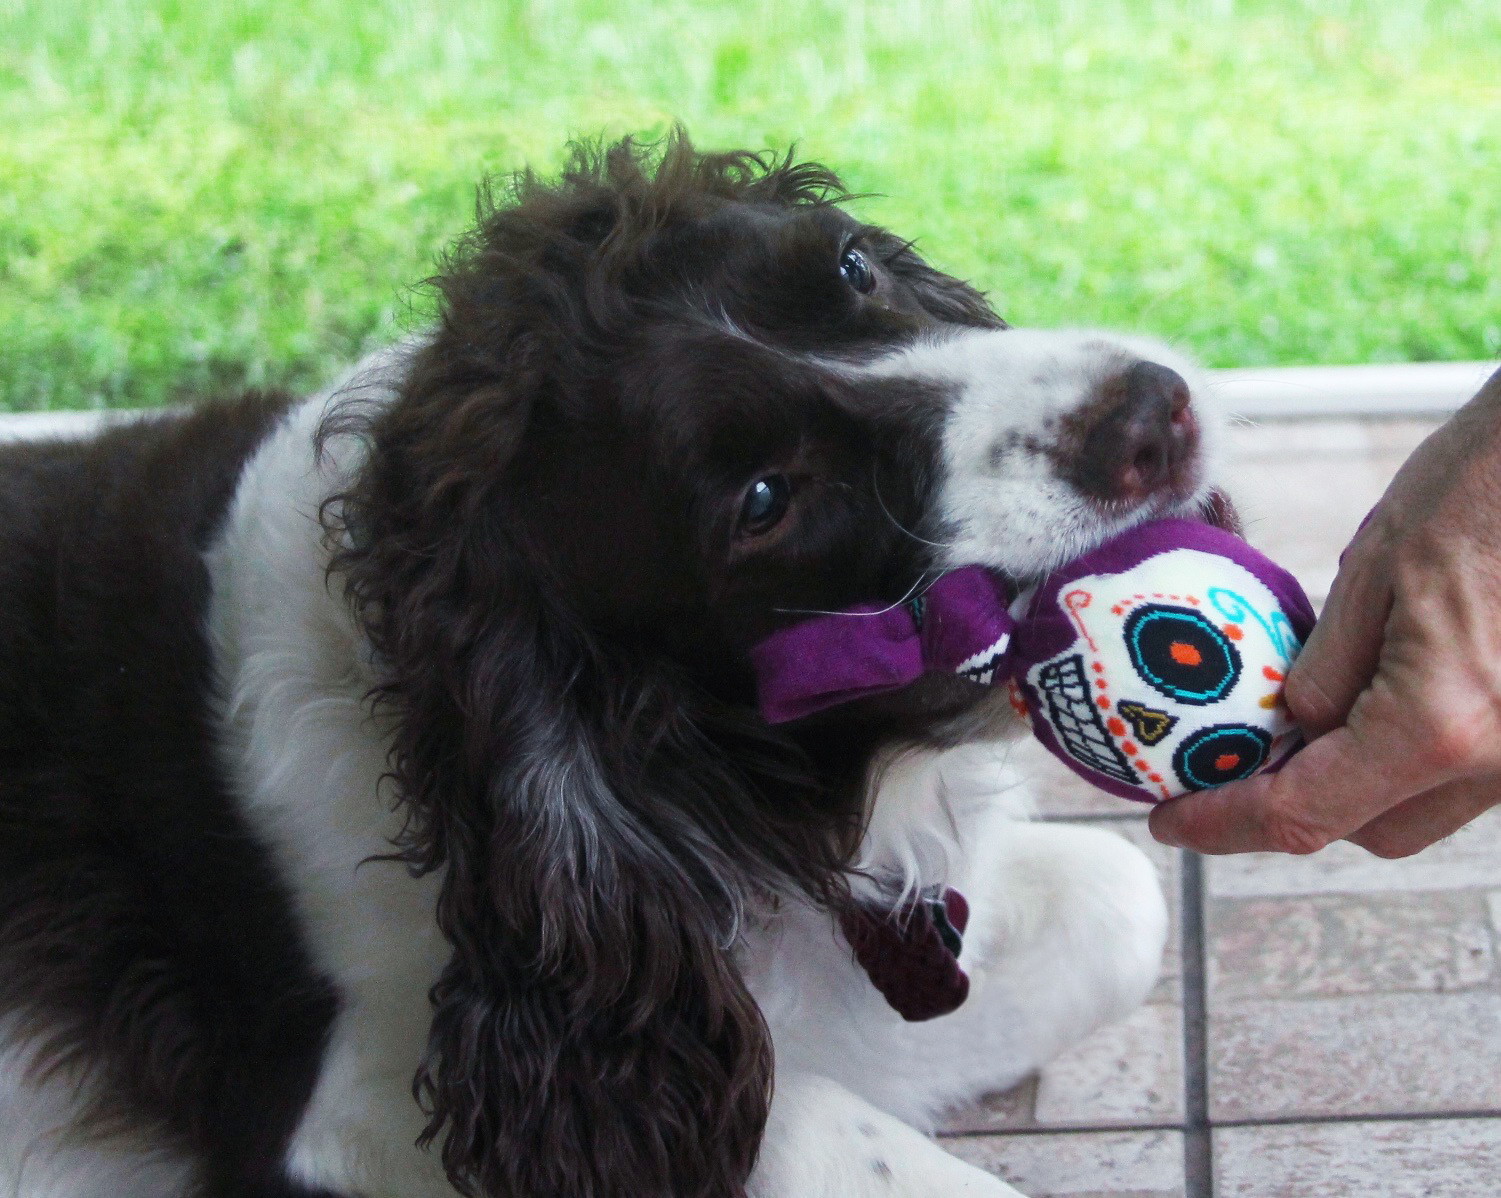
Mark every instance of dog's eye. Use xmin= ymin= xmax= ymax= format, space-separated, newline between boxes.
xmin=839 ymin=247 xmax=876 ymax=295
xmin=738 ymin=475 xmax=793 ymax=537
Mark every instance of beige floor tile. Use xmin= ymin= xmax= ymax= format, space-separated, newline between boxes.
xmin=1214 ymin=1117 xmax=1501 ymax=1198
xmin=1219 ymin=417 xmax=1439 ymax=608
xmin=1207 ymin=890 xmax=1495 ymax=1001
xmin=1222 ymin=420 xmax=1380 ymax=459
xmin=1033 ymin=1002 xmax=1185 ymax=1127
xmin=1209 ymin=990 xmax=1501 ymax=1121
xmin=1221 ymin=418 xmax=1438 ymax=466
xmin=1203 ymin=806 xmax=1501 ymax=898
xmin=940 ymin=997 xmax=1184 ymax=1134
xmin=1359 ymin=418 xmax=1449 ymax=456
xmin=1220 ymin=462 xmax=1374 ymax=604
xmin=943 ymin=1129 xmax=1185 ymax=1198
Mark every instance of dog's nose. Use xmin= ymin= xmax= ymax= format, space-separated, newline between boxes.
xmin=1072 ymin=361 xmax=1195 ymax=503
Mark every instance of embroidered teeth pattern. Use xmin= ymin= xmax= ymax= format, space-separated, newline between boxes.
xmin=956 ymin=633 xmax=1012 ymax=686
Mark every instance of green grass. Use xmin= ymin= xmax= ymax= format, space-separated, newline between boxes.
xmin=3 ymin=0 xmax=1499 ymax=410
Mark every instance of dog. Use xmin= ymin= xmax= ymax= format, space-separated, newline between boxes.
xmin=0 ymin=134 xmax=1225 ymax=1198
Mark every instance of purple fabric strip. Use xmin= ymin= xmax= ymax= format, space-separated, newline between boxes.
xmin=751 ymin=567 xmax=1015 ymax=724
xmin=751 ymin=603 xmax=927 ymax=724
xmin=752 ymin=519 xmax=1316 ymax=769
xmin=918 ymin=567 xmax=1015 ymax=675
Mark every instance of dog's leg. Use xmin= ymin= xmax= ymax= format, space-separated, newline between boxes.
xmin=942 ymin=817 xmax=1169 ymax=1091
xmin=751 ymin=758 xmax=1167 ymax=1133
xmin=748 ymin=1072 xmax=1025 ymax=1198
xmin=888 ymin=818 xmax=1167 ymax=1122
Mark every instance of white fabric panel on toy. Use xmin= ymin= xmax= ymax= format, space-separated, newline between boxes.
xmin=1022 ymin=548 xmax=1304 ymax=802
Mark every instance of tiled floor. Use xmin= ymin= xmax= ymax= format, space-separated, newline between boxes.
xmin=939 ymin=418 xmax=1501 ymax=1197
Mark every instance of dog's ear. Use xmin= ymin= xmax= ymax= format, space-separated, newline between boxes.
xmin=409 ymin=621 xmax=776 ymax=1198
xmin=324 ymin=371 xmax=853 ymax=1197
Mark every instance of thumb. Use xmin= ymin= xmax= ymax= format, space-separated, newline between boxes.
xmin=1150 ymin=671 xmax=1440 ymax=854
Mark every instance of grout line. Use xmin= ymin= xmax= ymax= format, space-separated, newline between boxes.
xmin=1209 ymin=979 xmax=1501 ymax=1002
xmin=1211 ymin=1109 xmax=1501 ymax=1130
xmin=935 ymin=1107 xmax=1501 ymax=1139
xmin=1180 ymin=850 xmax=1213 ymax=1198
xmin=933 ymin=1109 xmax=1501 ymax=1140
xmin=936 ymin=1121 xmax=1186 ymax=1139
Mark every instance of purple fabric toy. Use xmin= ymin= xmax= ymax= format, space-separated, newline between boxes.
xmin=753 ymin=518 xmax=1317 ymax=804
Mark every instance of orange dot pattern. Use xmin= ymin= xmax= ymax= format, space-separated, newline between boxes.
xmin=1113 ymin=592 xmax=1202 ymax=617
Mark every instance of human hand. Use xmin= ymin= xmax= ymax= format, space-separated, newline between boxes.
xmin=1150 ymin=364 xmax=1501 ymax=857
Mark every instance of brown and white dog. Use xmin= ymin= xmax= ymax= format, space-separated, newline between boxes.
xmin=0 ymin=135 xmax=1223 ymax=1198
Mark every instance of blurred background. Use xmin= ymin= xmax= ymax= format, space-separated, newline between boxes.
xmin=3 ymin=0 xmax=1498 ymax=411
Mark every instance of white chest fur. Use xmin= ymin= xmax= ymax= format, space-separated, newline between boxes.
xmin=206 ymin=383 xmax=455 ymax=1197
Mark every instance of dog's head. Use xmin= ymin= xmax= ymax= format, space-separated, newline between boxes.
xmin=327 ymin=133 xmax=1223 ymax=1197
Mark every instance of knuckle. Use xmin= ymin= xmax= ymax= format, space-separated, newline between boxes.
xmin=1282 ymin=670 xmax=1341 ymax=731
xmin=1259 ymin=806 xmax=1336 ymax=856
xmin=1418 ymin=714 xmax=1487 ymax=773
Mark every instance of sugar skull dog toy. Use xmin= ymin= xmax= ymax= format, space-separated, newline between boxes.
xmin=753 ymin=517 xmax=1317 ymax=803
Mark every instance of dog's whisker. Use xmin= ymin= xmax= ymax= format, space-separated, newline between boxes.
xmin=870 ymin=466 xmax=957 ymax=552
xmin=772 ymin=567 xmax=945 ymax=619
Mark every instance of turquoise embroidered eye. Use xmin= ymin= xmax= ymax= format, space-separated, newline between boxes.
xmin=1123 ymin=605 xmax=1241 ymax=706
xmin=1173 ymin=724 xmax=1272 ymax=791
xmin=739 ymin=476 xmax=792 ymax=536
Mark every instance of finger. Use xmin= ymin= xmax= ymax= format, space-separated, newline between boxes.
xmin=1345 ymin=775 xmax=1501 ymax=859
xmin=1150 ymin=684 xmax=1453 ymax=854
xmin=1281 ymin=539 xmax=1392 ymax=740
